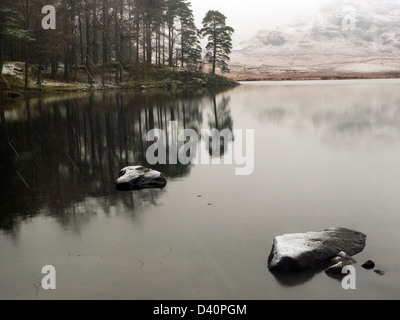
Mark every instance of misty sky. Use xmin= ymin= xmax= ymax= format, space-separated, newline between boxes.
xmin=191 ymin=0 xmax=332 ymax=46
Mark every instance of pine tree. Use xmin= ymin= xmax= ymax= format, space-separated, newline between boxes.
xmin=201 ymin=10 xmax=234 ymax=75
xmin=0 ymin=1 xmax=33 ymax=76
xmin=165 ymin=0 xmax=180 ymax=66
xmin=178 ymin=0 xmax=201 ymax=67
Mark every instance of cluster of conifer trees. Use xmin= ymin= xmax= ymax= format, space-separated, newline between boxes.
xmin=0 ymin=0 xmax=234 ymax=86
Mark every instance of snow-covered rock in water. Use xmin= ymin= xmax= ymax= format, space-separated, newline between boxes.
xmin=268 ymin=228 xmax=366 ymax=271
xmin=115 ymin=166 xmax=167 ymax=191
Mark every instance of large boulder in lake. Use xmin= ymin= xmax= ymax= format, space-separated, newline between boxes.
xmin=268 ymin=228 xmax=366 ymax=271
xmin=115 ymin=166 xmax=167 ymax=191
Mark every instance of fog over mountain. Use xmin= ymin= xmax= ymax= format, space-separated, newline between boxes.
xmin=230 ymin=0 xmax=400 ymax=78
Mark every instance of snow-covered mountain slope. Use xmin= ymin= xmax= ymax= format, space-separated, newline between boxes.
xmin=231 ymin=0 xmax=400 ymax=77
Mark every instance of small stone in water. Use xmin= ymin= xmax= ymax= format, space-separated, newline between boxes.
xmin=361 ymin=260 xmax=375 ymax=270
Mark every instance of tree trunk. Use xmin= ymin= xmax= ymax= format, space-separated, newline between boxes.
xmin=119 ymin=0 xmax=123 ymax=83
xmin=63 ymin=1 xmax=70 ymax=82
xmin=128 ymin=2 xmax=133 ymax=63
xmin=162 ymin=27 xmax=165 ymax=65
xmin=85 ymin=1 xmax=92 ymax=85
xmin=114 ymin=5 xmax=120 ymax=85
xmin=155 ymin=27 xmax=158 ymax=66
xmin=71 ymin=2 xmax=77 ymax=82
xmin=168 ymin=26 xmax=173 ymax=66
xmin=181 ymin=35 xmax=185 ymax=68
xmin=146 ymin=18 xmax=152 ymax=64
xmin=102 ymin=0 xmax=108 ymax=66
xmin=24 ymin=43 xmax=29 ymax=89
xmin=37 ymin=63 xmax=42 ymax=86
xmin=158 ymin=26 xmax=162 ymax=66
xmin=102 ymin=0 xmax=108 ymax=86
xmin=74 ymin=49 xmax=78 ymax=83
xmin=51 ymin=53 xmax=57 ymax=80
xmin=142 ymin=17 xmax=146 ymax=64
xmin=212 ymin=39 xmax=217 ymax=75
xmin=78 ymin=13 xmax=84 ymax=65
xmin=24 ymin=0 xmax=29 ymax=89
xmin=136 ymin=20 xmax=140 ymax=63
xmin=64 ymin=58 xmax=69 ymax=82
xmin=0 ymin=40 xmax=4 ymax=77
xmin=93 ymin=0 xmax=98 ymax=64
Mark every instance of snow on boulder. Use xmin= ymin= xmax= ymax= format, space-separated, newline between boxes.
xmin=115 ymin=166 xmax=167 ymax=191
xmin=268 ymin=228 xmax=366 ymax=271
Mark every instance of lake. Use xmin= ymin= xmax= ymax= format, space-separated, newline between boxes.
xmin=1 ymin=80 xmax=400 ymax=300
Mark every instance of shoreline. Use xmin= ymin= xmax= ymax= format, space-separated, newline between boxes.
xmin=228 ymin=70 xmax=400 ymax=82
xmin=0 ymin=79 xmax=240 ymax=98
xmin=3 ymin=68 xmax=400 ymax=99
xmin=0 ymin=65 xmax=240 ymax=98
xmin=238 ymin=78 xmax=400 ymax=85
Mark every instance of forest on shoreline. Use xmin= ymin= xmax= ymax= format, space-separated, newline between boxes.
xmin=0 ymin=0 xmax=237 ymax=93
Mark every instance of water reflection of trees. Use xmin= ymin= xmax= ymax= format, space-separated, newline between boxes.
xmin=207 ymin=95 xmax=234 ymax=157
xmin=0 ymin=88 xmax=232 ymax=233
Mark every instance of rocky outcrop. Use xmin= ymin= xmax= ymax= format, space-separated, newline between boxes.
xmin=268 ymin=228 xmax=366 ymax=271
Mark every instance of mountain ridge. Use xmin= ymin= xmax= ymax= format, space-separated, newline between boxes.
xmin=229 ymin=0 xmax=400 ymax=80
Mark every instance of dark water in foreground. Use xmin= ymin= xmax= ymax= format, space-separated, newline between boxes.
xmin=1 ymin=80 xmax=400 ymax=300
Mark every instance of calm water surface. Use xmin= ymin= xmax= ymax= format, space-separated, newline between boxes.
xmin=1 ymin=80 xmax=400 ymax=300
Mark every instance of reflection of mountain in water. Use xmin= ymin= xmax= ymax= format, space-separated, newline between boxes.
xmin=0 ymin=87 xmax=234 ymax=233
xmin=243 ymin=82 xmax=400 ymax=148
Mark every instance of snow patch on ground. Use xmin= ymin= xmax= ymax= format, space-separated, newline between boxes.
xmin=2 ymin=62 xmax=24 ymax=79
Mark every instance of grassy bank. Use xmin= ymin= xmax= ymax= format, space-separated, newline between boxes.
xmin=0 ymin=63 xmax=239 ymax=97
